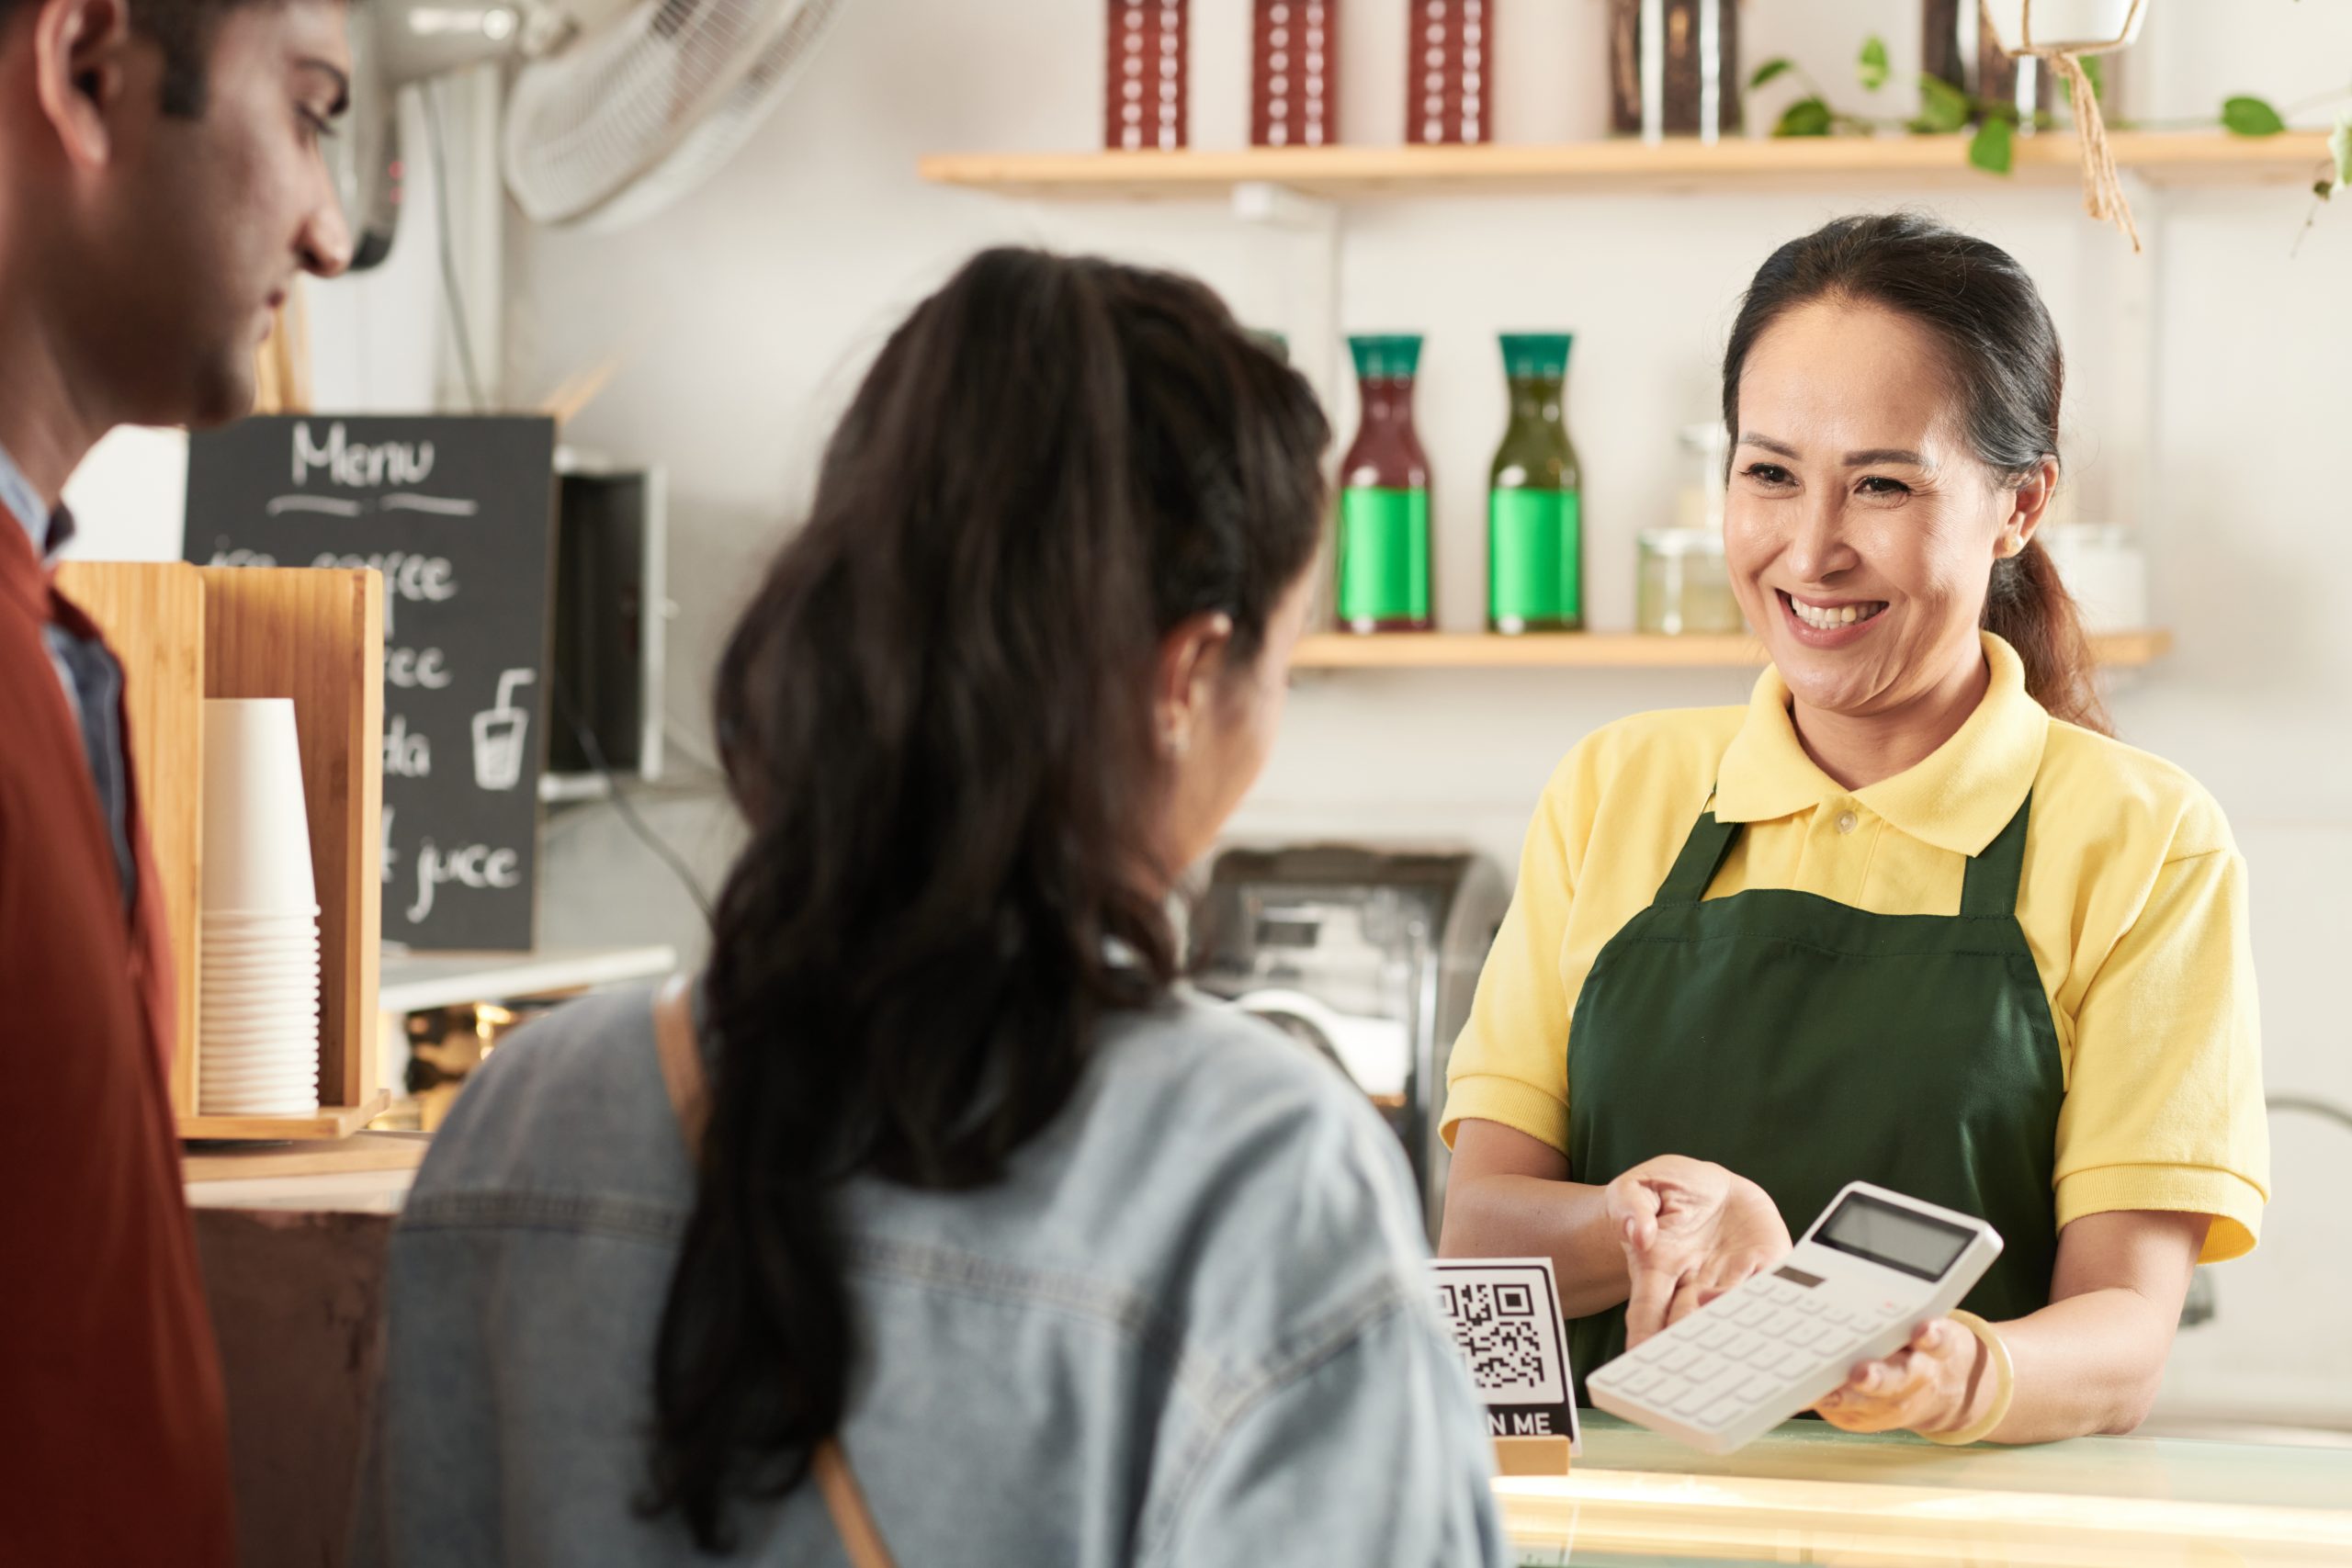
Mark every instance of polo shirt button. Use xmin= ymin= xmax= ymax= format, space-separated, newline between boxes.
xmin=1835 ymin=810 xmax=1859 ymax=835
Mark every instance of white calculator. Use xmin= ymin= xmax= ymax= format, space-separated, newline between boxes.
xmin=1588 ymin=1181 xmax=2004 ymax=1455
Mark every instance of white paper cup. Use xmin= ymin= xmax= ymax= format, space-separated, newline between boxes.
xmin=199 ymin=1052 xmax=317 ymax=1077
xmin=199 ymin=1062 xmax=319 ymax=1089
xmin=202 ymin=906 xmax=320 ymax=928
xmin=201 ymin=976 xmax=322 ymax=1002
xmin=201 ymin=949 xmax=321 ymax=973
xmin=203 ymin=1043 xmax=320 ymax=1066
xmin=199 ymin=1037 xmax=319 ymax=1062
xmin=201 ymin=952 xmax=321 ymax=977
xmin=201 ymin=921 xmax=321 ymax=948
xmin=200 ymin=1004 xmax=322 ymax=1032
xmin=200 ymin=980 xmax=321 ymax=1004
xmin=202 ymin=996 xmax=321 ymax=1020
xmin=202 ymin=933 xmax=320 ymax=954
xmin=200 ymin=1025 xmax=321 ymax=1048
xmin=201 ymin=700 xmax=317 ymax=915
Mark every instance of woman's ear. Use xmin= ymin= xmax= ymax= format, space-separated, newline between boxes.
xmin=1152 ymin=610 xmax=1234 ymax=760
xmin=31 ymin=0 xmax=138 ymax=170
xmin=2001 ymin=456 xmax=2061 ymax=558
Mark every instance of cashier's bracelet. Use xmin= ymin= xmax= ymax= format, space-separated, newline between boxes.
xmin=1922 ymin=1310 xmax=2017 ymax=1447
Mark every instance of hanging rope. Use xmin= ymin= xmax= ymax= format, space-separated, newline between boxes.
xmin=1995 ymin=0 xmax=2146 ymax=253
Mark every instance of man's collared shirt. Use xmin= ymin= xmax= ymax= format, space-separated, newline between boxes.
xmin=0 ymin=442 xmax=135 ymax=909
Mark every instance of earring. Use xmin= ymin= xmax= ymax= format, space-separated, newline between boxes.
xmin=1160 ymin=722 xmax=1191 ymax=759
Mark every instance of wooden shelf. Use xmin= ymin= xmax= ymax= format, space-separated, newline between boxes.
xmin=183 ymin=1130 xmax=426 ymax=1183
xmin=179 ymin=1091 xmax=392 ymax=1145
xmin=922 ymin=132 xmax=2335 ymax=201
xmin=1293 ymin=629 xmax=2173 ymax=671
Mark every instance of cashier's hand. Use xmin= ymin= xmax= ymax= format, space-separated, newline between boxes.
xmin=1815 ymin=1317 xmax=1984 ymax=1437
xmin=1608 ymin=1156 xmax=1792 ymax=1348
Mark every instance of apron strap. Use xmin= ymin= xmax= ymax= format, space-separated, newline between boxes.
xmin=649 ymin=978 xmax=899 ymax=1568
xmin=1960 ymin=793 xmax=2035 ymax=919
xmin=1655 ymin=803 xmax=1742 ymax=907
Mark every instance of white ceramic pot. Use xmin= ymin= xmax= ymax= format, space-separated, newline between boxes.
xmin=1980 ymin=0 xmax=2147 ymax=54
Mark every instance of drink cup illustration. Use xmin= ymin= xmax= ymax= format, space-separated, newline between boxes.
xmin=473 ymin=668 xmax=537 ymax=791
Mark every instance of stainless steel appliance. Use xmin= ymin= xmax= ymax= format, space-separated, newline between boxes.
xmin=1190 ymin=844 xmax=1509 ymax=1239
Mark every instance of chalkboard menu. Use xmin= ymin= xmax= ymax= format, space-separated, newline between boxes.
xmin=186 ymin=415 xmax=557 ymax=953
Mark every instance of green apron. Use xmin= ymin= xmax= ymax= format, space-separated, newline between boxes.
xmin=1563 ymin=793 xmax=2064 ymax=1403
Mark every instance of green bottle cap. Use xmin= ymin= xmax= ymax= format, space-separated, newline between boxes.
xmin=1499 ymin=333 xmax=1574 ymax=380
xmin=1349 ymin=333 xmax=1424 ymax=381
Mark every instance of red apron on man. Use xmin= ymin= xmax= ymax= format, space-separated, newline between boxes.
xmin=0 ymin=513 xmax=236 ymax=1566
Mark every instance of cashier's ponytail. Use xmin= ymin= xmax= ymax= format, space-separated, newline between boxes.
xmin=1724 ymin=212 xmax=2109 ymax=734
xmin=644 ymin=249 xmax=1328 ymax=1551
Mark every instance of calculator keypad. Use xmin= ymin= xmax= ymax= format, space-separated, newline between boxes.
xmin=1594 ymin=1278 xmax=1905 ymax=1433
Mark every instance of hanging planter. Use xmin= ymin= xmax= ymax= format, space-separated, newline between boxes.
xmin=1982 ymin=0 xmax=2149 ymax=249
xmin=1979 ymin=0 xmax=2145 ymax=55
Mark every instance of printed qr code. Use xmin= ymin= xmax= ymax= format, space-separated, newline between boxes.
xmin=1437 ymin=1279 xmax=1555 ymax=1399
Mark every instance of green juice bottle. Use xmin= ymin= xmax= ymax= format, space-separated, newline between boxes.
xmin=1336 ymin=333 xmax=1433 ymax=634
xmin=1487 ymin=333 xmax=1584 ymax=633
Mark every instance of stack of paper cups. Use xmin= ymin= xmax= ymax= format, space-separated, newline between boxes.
xmin=199 ymin=699 xmax=322 ymax=1116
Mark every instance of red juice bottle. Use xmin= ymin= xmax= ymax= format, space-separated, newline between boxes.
xmin=1336 ymin=333 xmax=1433 ymax=634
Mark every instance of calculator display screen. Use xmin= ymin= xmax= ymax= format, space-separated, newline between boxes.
xmin=1815 ymin=1193 xmax=1974 ymax=1281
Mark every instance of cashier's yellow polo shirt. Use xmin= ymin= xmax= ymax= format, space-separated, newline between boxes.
xmin=1442 ymin=632 xmax=2268 ymax=1262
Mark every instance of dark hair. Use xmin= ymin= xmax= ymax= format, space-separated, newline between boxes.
xmin=1722 ymin=212 xmax=2109 ymax=734
xmin=644 ymin=248 xmax=1329 ymax=1551
xmin=0 ymin=0 xmax=295 ymax=117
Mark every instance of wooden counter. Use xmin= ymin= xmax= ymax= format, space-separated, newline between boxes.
xmin=1508 ymin=1414 xmax=2352 ymax=1564
xmin=181 ymin=1143 xmax=2350 ymax=1566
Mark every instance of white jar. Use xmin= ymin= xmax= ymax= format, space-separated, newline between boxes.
xmin=1638 ymin=528 xmax=1746 ymax=636
xmin=2040 ymin=523 xmax=2148 ymax=633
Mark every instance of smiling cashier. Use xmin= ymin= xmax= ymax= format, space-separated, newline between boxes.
xmin=1438 ymin=215 xmax=2268 ymax=1448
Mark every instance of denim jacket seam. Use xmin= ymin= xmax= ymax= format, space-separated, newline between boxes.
xmin=1136 ymin=1277 xmax=1419 ymax=1564
xmin=399 ymin=1188 xmax=686 ymax=1247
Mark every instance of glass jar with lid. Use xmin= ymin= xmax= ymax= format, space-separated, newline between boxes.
xmin=1637 ymin=527 xmax=1745 ymax=636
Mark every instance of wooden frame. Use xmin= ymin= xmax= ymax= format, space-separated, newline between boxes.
xmin=55 ymin=562 xmax=388 ymax=1139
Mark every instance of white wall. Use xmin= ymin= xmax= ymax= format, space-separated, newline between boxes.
xmin=493 ymin=0 xmax=2352 ymax=1425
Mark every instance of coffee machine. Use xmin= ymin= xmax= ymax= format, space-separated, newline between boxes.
xmin=1190 ymin=845 xmax=1509 ymax=1239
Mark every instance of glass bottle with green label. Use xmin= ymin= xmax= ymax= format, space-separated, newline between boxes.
xmin=1336 ymin=333 xmax=1433 ymax=634
xmin=1487 ymin=333 xmax=1583 ymax=633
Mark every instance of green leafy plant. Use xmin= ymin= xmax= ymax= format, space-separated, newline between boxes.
xmin=1747 ymin=37 xmax=2061 ymax=174
xmin=1746 ymin=38 xmax=2352 ymax=212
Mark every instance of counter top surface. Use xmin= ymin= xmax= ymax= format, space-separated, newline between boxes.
xmin=1503 ymin=1414 xmax=2352 ymax=1565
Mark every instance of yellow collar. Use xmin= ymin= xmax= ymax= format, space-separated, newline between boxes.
xmin=1713 ymin=632 xmax=2050 ymax=857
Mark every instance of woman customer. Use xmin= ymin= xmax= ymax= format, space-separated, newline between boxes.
xmin=1441 ymin=214 xmax=2267 ymax=1446
xmin=358 ymin=250 xmax=1505 ymax=1565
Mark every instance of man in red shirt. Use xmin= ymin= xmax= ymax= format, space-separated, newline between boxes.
xmin=0 ymin=0 xmax=351 ymax=1558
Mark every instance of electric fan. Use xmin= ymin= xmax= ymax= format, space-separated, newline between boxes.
xmin=332 ymin=0 xmax=851 ymax=269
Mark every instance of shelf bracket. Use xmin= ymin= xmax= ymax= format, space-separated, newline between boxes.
xmin=1232 ymin=180 xmax=1343 ymax=415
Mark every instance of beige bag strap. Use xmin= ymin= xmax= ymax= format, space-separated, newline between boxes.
xmin=651 ymin=976 xmax=899 ymax=1568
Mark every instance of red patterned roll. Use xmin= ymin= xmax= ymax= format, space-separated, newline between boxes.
xmin=1251 ymin=1 xmax=1340 ymax=149
xmin=1406 ymin=0 xmax=1493 ymax=146
xmin=1107 ymin=1 xmax=1189 ymax=151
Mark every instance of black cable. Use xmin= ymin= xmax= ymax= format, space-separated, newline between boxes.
xmin=422 ymin=81 xmax=488 ymax=413
xmin=2269 ymin=1095 xmax=2352 ymax=1137
xmin=548 ymin=671 xmax=715 ymax=921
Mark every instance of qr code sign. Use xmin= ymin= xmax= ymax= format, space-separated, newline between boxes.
xmin=1433 ymin=1263 xmax=1566 ymax=1405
